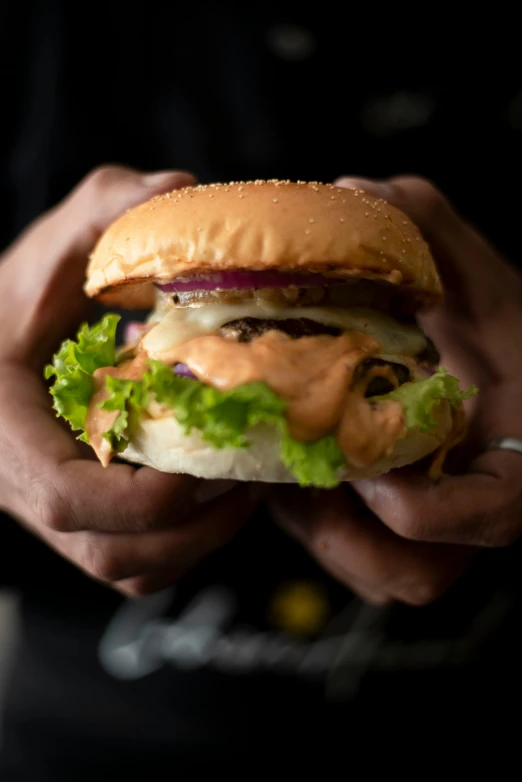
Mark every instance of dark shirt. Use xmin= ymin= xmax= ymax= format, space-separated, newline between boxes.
xmin=1 ymin=2 xmax=521 ymax=775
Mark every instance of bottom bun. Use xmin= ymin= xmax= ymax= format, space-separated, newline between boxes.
xmin=120 ymin=401 xmax=454 ymax=482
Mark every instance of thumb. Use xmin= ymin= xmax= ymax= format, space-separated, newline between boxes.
xmin=0 ymin=166 xmax=196 ymax=365
xmin=333 ymin=174 xmax=516 ymax=292
xmin=333 ymin=174 xmax=522 ymax=368
xmin=333 ymin=174 xmax=470 ymax=268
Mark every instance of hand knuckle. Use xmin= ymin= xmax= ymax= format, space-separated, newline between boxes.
xmin=30 ymin=483 xmax=74 ymax=532
xmin=393 ymin=505 xmax=425 ymax=541
xmin=118 ymin=577 xmax=166 ymax=598
xmin=394 ymin=575 xmax=446 ymax=607
xmin=81 ymin=538 xmax=124 ymax=583
xmin=392 ymin=176 xmax=448 ymax=221
xmin=39 ymin=503 xmax=71 ymax=532
xmin=83 ymin=164 xmax=128 ymax=195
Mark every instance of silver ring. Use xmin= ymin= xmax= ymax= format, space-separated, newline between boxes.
xmin=484 ymin=437 xmax=522 ymax=456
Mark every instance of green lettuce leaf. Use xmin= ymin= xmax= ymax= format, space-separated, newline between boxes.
xmin=44 ymin=314 xmax=120 ymax=441
xmin=98 ymin=373 xmax=151 ymax=452
xmin=371 ymin=366 xmax=477 ymax=432
xmin=280 ymin=434 xmax=345 ymax=490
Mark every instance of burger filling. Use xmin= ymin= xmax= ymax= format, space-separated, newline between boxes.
xmin=218 ymin=316 xmax=343 ymax=342
xmin=45 ymin=272 xmax=476 ymax=488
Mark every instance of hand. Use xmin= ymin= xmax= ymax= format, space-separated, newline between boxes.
xmin=0 ymin=166 xmax=260 ymax=597
xmin=269 ymin=175 xmax=522 ymax=606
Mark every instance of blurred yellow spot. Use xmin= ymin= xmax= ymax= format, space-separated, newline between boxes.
xmin=268 ymin=581 xmax=330 ymax=637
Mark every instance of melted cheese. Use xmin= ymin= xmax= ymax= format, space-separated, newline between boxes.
xmin=141 ymin=303 xmax=427 ymax=358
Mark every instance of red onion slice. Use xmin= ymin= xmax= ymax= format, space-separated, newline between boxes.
xmin=156 ymin=271 xmax=343 ymax=293
xmin=123 ymin=321 xmax=150 ymax=344
xmin=173 ymin=363 xmax=197 ymax=379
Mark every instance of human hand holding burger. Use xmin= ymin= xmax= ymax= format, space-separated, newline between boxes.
xmin=11 ymin=164 xmax=513 ymax=605
xmin=0 ymin=166 xmax=263 ymax=597
xmin=42 ymin=171 xmax=485 ymax=606
xmin=270 ymin=176 xmax=522 ymax=605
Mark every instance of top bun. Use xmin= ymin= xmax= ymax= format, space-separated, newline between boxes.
xmin=84 ymin=179 xmax=442 ymax=309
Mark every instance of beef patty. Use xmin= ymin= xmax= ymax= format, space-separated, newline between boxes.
xmin=219 ymin=318 xmax=415 ymax=397
xmin=357 ymin=358 xmax=411 ymax=396
xmin=219 ymin=317 xmax=342 ymax=342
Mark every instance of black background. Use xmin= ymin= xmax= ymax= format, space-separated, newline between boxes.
xmin=1 ymin=1 xmax=522 ymax=774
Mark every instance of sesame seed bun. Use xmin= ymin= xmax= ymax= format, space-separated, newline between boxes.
xmin=84 ymin=180 xmax=442 ymax=309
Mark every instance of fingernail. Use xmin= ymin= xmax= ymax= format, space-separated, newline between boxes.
xmin=334 ymin=177 xmax=395 ymax=201
xmin=192 ymin=480 xmax=238 ymax=504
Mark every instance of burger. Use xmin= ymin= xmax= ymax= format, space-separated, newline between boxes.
xmin=45 ymin=179 xmax=476 ymax=488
